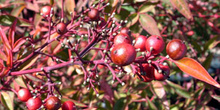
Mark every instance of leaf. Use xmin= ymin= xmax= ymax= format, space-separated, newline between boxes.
xmin=1 ymin=91 xmax=14 ymax=110
xmin=169 ymin=0 xmax=193 ymax=20
xmin=152 ymin=81 xmax=166 ymax=99
xmin=211 ymin=95 xmax=220 ymax=103
xmin=25 ymin=74 xmax=44 ymax=82
xmin=25 ymin=2 xmax=39 ymax=12
xmin=0 ymin=50 xmax=7 ymax=61
xmin=138 ymin=2 xmax=159 ymax=13
xmin=203 ymin=36 xmax=220 ymax=52
xmin=113 ymin=98 xmax=125 ymax=110
xmin=126 ymin=13 xmax=139 ymax=27
xmin=121 ymin=5 xmax=136 ymax=12
xmin=0 ymin=27 xmax=11 ymax=50
xmin=172 ymin=57 xmax=220 ymax=88
xmin=166 ymin=80 xmax=191 ymax=98
xmin=147 ymin=98 xmax=158 ymax=110
xmin=65 ymin=0 xmax=75 ymax=13
xmin=139 ymin=14 xmax=161 ymax=36
xmin=13 ymin=38 xmax=26 ymax=53
xmin=8 ymin=19 xmax=17 ymax=48
xmin=202 ymin=53 xmax=213 ymax=70
xmin=11 ymin=5 xmax=25 ymax=17
xmin=14 ymin=76 xmax=27 ymax=88
xmin=7 ymin=50 xmax=13 ymax=67
xmin=17 ymin=54 xmax=40 ymax=71
xmin=0 ymin=15 xmax=32 ymax=26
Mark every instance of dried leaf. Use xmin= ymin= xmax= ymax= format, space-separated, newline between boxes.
xmin=172 ymin=57 xmax=220 ymax=88
xmin=169 ymin=0 xmax=193 ymax=20
xmin=139 ymin=14 xmax=161 ymax=36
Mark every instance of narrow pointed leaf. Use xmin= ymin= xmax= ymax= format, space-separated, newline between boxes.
xmin=169 ymin=0 xmax=193 ymax=20
xmin=138 ymin=2 xmax=159 ymax=13
xmin=0 ymin=27 xmax=11 ymax=50
xmin=166 ymin=80 xmax=191 ymax=98
xmin=1 ymin=91 xmax=14 ymax=110
xmin=11 ymin=5 xmax=25 ymax=17
xmin=211 ymin=95 xmax=220 ymax=103
xmin=126 ymin=13 xmax=139 ymax=27
xmin=13 ymin=38 xmax=26 ymax=53
xmin=0 ymin=15 xmax=32 ymax=26
xmin=7 ymin=50 xmax=13 ymax=67
xmin=0 ymin=50 xmax=7 ymax=61
xmin=8 ymin=19 xmax=17 ymax=47
xmin=139 ymin=14 xmax=161 ymax=36
xmin=172 ymin=57 xmax=220 ymax=88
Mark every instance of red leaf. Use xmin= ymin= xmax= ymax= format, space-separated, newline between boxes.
xmin=8 ymin=19 xmax=17 ymax=48
xmin=0 ymin=50 xmax=7 ymax=61
xmin=139 ymin=14 xmax=161 ymax=36
xmin=0 ymin=27 xmax=11 ymax=50
xmin=13 ymin=38 xmax=26 ymax=53
xmin=169 ymin=0 xmax=193 ymax=20
xmin=172 ymin=57 xmax=220 ymax=88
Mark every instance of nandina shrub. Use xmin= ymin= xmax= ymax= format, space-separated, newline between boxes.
xmin=0 ymin=0 xmax=219 ymax=109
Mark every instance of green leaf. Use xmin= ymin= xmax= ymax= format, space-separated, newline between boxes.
xmin=139 ymin=14 xmax=161 ymax=36
xmin=138 ymin=2 xmax=159 ymax=13
xmin=166 ymin=80 xmax=191 ymax=98
xmin=1 ymin=91 xmax=14 ymax=110
xmin=121 ymin=5 xmax=136 ymax=12
xmin=203 ymin=36 xmax=220 ymax=52
xmin=147 ymin=98 xmax=158 ymax=110
xmin=126 ymin=13 xmax=139 ymax=27
xmin=113 ymin=98 xmax=125 ymax=110
xmin=202 ymin=53 xmax=213 ymax=70
xmin=0 ymin=15 xmax=32 ymax=26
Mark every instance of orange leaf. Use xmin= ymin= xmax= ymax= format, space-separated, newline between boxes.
xmin=169 ymin=0 xmax=193 ymax=20
xmin=173 ymin=57 xmax=220 ymax=88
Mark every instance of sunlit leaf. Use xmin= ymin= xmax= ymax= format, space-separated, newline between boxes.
xmin=14 ymin=76 xmax=27 ymax=88
xmin=203 ymin=36 xmax=220 ymax=52
xmin=169 ymin=0 xmax=193 ymax=20
xmin=13 ymin=38 xmax=26 ymax=53
xmin=121 ymin=5 xmax=136 ymax=12
xmin=65 ymin=0 xmax=75 ymax=14
xmin=138 ymin=2 xmax=159 ymax=13
xmin=1 ymin=91 xmax=14 ymax=110
xmin=0 ymin=27 xmax=11 ymax=50
xmin=126 ymin=13 xmax=139 ymax=27
xmin=0 ymin=15 xmax=32 ymax=26
xmin=0 ymin=50 xmax=7 ymax=61
xmin=166 ymin=80 xmax=191 ymax=98
xmin=172 ymin=57 xmax=220 ymax=88
xmin=11 ymin=5 xmax=25 ymax=17
xmin=139 ymin=14 xmax=161 ymax=36
xmin=211 ymin=95 xmax=220 ymax=103
xmin=8 ymin=19 xmax=17 ymax=48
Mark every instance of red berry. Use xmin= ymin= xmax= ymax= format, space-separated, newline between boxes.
xmin=114 ymin=33 xmax=132 ymax=45
xmin=166 ymin=39 xmax=187 ymax=60
xmin=134 ymin=35 xmax=147 ymax=52
xmin=45 ymin=96 xmax=61 ymax=110
xmin=96 ymin=17 xmax=107 ymax=29
xmin=41 ymin=6 xmax=52 ymax=17
xmin=88 ymin=8 xmax=99 ymax=21
xmin=56 ymin=22 xmax=67 ymax=34
xmin=153 ymin=64 xmax=170 ymax=81
xmin=62 ymin=101 xmax=76 ymax=110
xmin=139 ymin=63 xmax=154 ymax=82
xmin=145 ymin=35 xmax=165 ymax=55
xmin=111 ymin=43 xmax=136 ymax=66
xmin=120 ymin=27 xmax=131 ymax=36
xmin=26 ymin=97 xmax=42 ymax=110
xmin=17 ymin=88 xmax=32 ymax=102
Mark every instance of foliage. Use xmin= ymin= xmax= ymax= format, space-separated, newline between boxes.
xmin=0 ymin=0 xmax=219 ymax=109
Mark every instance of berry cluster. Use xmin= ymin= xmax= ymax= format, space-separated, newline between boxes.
xmin=0 ymin=0 xmax=189 ymax=109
